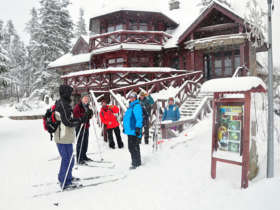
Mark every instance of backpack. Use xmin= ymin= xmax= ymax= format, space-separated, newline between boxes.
xmin=43 ymin=104 xmax=60 ymax=141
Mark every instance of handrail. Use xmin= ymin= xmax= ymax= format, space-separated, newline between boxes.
xmin=89 ymin=90 xmax=103 ymax=127
xmin=159 ymin=96 xmax=213 ymax=139
xmin=232 ymin=65 xmax=249 ymax=77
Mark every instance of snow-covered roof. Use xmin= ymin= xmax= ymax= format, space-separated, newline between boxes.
xmin=200 ymin=77 xmax=266 ymax=93
xmin=48 ymin=53 xmax=90 ymax=68
xmin=92 ymin=44 xmax=162 ymax=55
xmin=163 ymin=0 xmax=244 ymax=49
xmin=61 ymin=67 xmax=184 ymax=78
xmin=184 ymin=33 xmax=247 ymax=50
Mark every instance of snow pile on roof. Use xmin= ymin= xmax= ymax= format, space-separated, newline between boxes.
xmin=89 ymin=0 xmax=164 ymax=20
xmin=200 ymin=76 xmax=266 ymax=93
xmin=48 ymin=53 xmax=90 ymax=68
xmin=163 ymin=0 xmax=201 ymax=48
xmin=62 ymin=67 xmax=184 ymax=78
xmin=92 ymin=43 xmax=162 ymax=55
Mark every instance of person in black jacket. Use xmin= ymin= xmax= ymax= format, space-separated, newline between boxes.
xmin=54 ymin=85 xmax=89 ymax=189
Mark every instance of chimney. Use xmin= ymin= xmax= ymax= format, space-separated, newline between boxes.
xmin=169 ymin=0 xmax=180 ymax=10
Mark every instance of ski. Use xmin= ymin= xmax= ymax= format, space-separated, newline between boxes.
xmin=78 ymin=162 xmax=116 ymax=169
xmin=33 ymin=174 xmax=127 ymax=198
xmin=32 ymin=174 xmax=115 ymax=188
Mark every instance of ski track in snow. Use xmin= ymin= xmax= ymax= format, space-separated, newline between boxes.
xmin=0 ymin=115 xmax=279 ymax=210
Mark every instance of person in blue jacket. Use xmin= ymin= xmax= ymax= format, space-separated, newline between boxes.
xmin=123 ymin=91 xmax=143 ymax=169
xmin=162 ymin=97 xmax=180 ymax=122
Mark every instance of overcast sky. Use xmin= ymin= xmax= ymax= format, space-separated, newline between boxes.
xmin=0 ymin=0 xmax=279 ymax=66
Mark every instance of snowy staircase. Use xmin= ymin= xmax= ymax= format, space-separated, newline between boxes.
xmin=180 ymin=92 xmax=213 ymax=119
xmin=147 ymin=91 xmax=213 ymax=141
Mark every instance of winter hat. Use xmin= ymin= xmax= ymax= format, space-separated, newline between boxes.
xmin=59 ymin=84 xmax=73 ymax=100
xmin=128 ymin=91 xmax=137 ymax=99
xmin=81 ymin=92 xmax=89 ymax=98
xmin=140 ymin=91 xmax=146 ymax=97
xmin=168 ymin=97 xmax=174 ymax=101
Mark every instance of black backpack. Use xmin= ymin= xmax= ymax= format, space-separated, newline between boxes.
xmin=43 ymin=104 xmax=60 ymax=141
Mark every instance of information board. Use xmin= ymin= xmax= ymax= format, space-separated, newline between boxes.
xmin=217 ymin=105 xmax=243 ymax=153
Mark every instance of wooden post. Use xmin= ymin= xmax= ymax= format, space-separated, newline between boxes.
xmin=211 ymin=94 xmax=218 ymax=179
xmin=211 ymin=158 xmax=217 ymax=179
xmin=241 ymin=92 xmax=251 ymax=188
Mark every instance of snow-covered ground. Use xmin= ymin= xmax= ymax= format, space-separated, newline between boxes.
xmin=0 ymin=113 xmax=280 ymax=210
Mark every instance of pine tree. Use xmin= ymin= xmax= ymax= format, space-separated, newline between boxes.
xmin=0 ymin=24 xmax=9 ymax=74
xmin=38 ymin=0 xmax=74 ymax=63
xmin=24 ymin=0 xmax=74 ymax=99
xmin=74 ymin=8 xmax=88 ymax=38
xmin=244 ymin=0 xmax=267 ymax=48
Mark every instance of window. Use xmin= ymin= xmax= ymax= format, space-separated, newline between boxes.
xmin=224 ymin=52 xmax=232 ymax=76
xmin=116 ymin=24 xmax=123 ymax=31
xmin=129 ymin=56 xmax=150 ymax=67
xmin=117 ymin=58 xmax=124 ymax=63
xmin=108 ymin=59 xmax=116 ymax=64
xmin=215 ymin=55 xmax=222 ymax=76
xmin=234 ymin=50 xmax=241 ymax=71
xmin=139 ymin=23 xmax=148 ymax=31
xmin=108 ymin=25 xmax=115 ymax=33
xmin=171 ymin=57 xmax=179 ymax=69
xmin=107 ymin=57 xmax=125 ymax=67
xmin=204 ymin=51 xmax=241 ymax=79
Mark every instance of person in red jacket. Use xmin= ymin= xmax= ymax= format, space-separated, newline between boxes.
xmin=73 ymin=93 xmax=93 ymax=164
xmin=100 ymin=100 xmax=124 ymax=149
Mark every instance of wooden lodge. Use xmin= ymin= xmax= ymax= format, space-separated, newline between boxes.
xmin=48 ymin=0 xmax=267 ymax=94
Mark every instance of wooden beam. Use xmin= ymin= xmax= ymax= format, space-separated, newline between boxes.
xmin=196 ymin=23 xmax=238 ymax=33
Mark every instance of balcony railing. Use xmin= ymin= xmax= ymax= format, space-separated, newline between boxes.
xmin=89 ymin=30 xmax=172 ymax=50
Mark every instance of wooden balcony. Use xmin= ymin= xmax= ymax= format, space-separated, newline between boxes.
xmin=89 ymin=30 xmax=172 ymax=51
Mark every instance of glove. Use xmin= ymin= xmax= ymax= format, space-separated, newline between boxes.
xmin=88 ymin=109 xmax=93 ymax=119
xmin=80 ymin=115 xmax=88 ymax=123
xmin=135 ymin=127 xmax=141 ymax=137
xmin=80 ymin=111 xmax=90 ymax=123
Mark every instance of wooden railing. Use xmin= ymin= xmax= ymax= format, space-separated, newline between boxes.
xmin=159 ymin=96 xmax=213 ymax=139
xmin=88 ymin=71 xmax=207 ymax=140
xmin=89 ymin=30 xmax=172 ymax=50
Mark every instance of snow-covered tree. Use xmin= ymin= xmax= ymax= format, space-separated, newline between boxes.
xmin=38 ymin=0 xmax=74 ymax=63
xmin=0 ymin=20 xmax=28 ymax=99
xmin=0 ymin=36 xmax=9 ymax=75
xmin=24 ymin=0 xmax=73 ymax=99
xmin=244 ymin=0 xmax=267 ymax=48
xmin=197 ymin=0 xmax=232 ymax=12
xmin=74 ymin=8 xmax=88 ymax=38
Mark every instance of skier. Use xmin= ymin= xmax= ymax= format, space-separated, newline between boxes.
xmin=73 ymin=92 xmax=93 ymax=164
xmin=162 ymin=97 xmax=180 ymax=122
xmin=123 ymin=91 xmax=143 ymax=169
xmin=54 ymin=85 xmax=89 ymax=189
xmin=139 ymin=91 xmax=154 ymax=144
xmin=100 ymin=100 xmax=124 ymax=149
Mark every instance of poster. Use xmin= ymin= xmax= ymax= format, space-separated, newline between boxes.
xmin=217 ymin=105 xmax=243 ymax=153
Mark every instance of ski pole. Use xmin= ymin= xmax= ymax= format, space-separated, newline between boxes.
xmin=77 ymin=124 xmax=86 ymax=165
xmin=61 ymin=123 xmax=84 ymax=191
xmin=92 ymin=121 xmax=104 ymax=161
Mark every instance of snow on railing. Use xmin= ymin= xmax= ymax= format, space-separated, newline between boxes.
xmin=89 ymin=90 xmax=103 ymax=127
